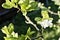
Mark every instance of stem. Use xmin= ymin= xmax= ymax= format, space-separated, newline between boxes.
xmin=24 ymin=15 xmax=40 ymax=31
xmin=48 ymin=10 xmax=58 ymax=15
xmin=16 ymin=6 xmax=40 ymax=31
xmin=22 ymin=11 xmax=40 ymax=31
xmin=15 ymin=6 xmax=20 ymax=13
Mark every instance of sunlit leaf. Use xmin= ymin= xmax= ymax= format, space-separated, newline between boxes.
xmin=41 ymin=9 xmax=49 ymax=18
xmin=2 ymin=3 xmax=13 ymax=9
xmin=27 ymin=27 xmax=35 ymax=36
xmin=11 ymin=0 xmax=19 ymax=3
xmin=1 ymin=26 xmax=9 ymax=35
xmin=8 ymin=23 xmax=14 ymax=34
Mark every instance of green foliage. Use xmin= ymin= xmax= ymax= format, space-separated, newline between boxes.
xmin=1 ymin=23 xmax=35 ymax=40
xmin=19 ymin=27 xmax=35 ymax=40
xmin=11 ymin=0 xmax=19 ymax=3
xmin=1 ymin=23 xmax=18 ymax=40
xmin=2 ymin=0 xmax=19 ymax=9
xmin=41 ymin=9 xmax=49 ymax=18
xmin=2 ymin=0 xmax=39 ymax=15
xmin=26 ymin=27 xmax=35 ymax=36
xmin=18 ymin=0 xmax=39 ymax=12
xmin=1 ymin=0 xmax=60 ymax=40
xmin=35 ymin=9 xmax=53 ymax=25
xmin=43 ymin=25 xmax=60 ymax=40
xmin=1 ymin=23 xmax=14 ymax=35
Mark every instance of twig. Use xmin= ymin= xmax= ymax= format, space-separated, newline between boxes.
xmin=16 ymin=6 xmax=40 ymax=31
xmin=24 ymin=15 xmax=40 ymax=31
xmin=16 ymin=7 xmax=21 ymax=13
xmin=48 ymin=10 xmax=58 ymax=15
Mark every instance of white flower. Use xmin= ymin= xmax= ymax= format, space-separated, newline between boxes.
xmin=40 ymin=19 xmax=53 ymax=28
xmin=58 ymin=37 xmax=60 ymax=40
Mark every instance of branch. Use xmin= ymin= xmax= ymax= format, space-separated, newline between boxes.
xmin=16 ymin=7 xmax=21 ymax=13
xmin=16 ymin=7 xmax=40 ymax=31
xmin=48 ymin=10 xmax=58 ymax=15
xmin=24 ymin=15 xmax=40 ymax=31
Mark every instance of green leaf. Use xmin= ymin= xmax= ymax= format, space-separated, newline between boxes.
xmin=41 ymin=9 xmax=49 ymax=18
xmin=18 ymin=0 xmax=29 ymax=12
xmin=35 ymin=17 xmax=42 ymax=21
xmin=1 ymin=23 xmax=14 ymax=35
xmin=2 ymin=0 xmax=16 ymax=9
xmin=11 ymin=0 xmax=19 ymax=3
xmin=19 ymin=35 xmax=25 ymax=40
xmin=6 ymin=0 xmax=10 ymax=4
xmin=27 ymin=2 xmax=39 ymax=11
xmin=11 ymin=32 xmax=18 ymax=38
xmin=8 ymin=23 xmax=14 ymax=34
xmin=4 ymin=37 xmax=18 ymax=40
xmin=1 ymin=26 xmax=9 ymax=35
xmin=26 ymin=27 xmax=35 ymax=36
xmin=25 ymin=35 xmax=31 ymax=40
xmin=18 ymin=0 xmax=29 ymax=4
xmin=2 ymin=3 xmax=13 ymax=9
xmin=27 ymin=27 xmax=31 ymax=35
xmin=18 ymin=0 xmax=39 ymax=13
xmin=2 ymin=0 xmax=13 ymax=9
xmin=20 ymin=4 xmax=27 ymax=12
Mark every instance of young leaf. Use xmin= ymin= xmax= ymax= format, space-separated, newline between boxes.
xmin=11 ymin=31 xmax=18 ymax=38
xmin=26 ymin=27 xmax=35 ymax=36
xmin=8 ymin=23 xmax=14 ymax=34
xmin=2 ymin=0 xmax=16 ymax=9
xmin=18 ymin=0 xmax=39 ymax=13
xmin=6 ymin=0 xmax=11 ymax=4
xmin=35 ymin=17 xmax=42 ymax=21
xmin=19 ymin=35 xmax=25 ymax=40
xmin=1 ymin=26 xmax=9 ymax=35
xmin=27 ymin=2 xmax=39 ymax=11
xmin=41 ymin=9 xmax=49 ymax=18
xmin=11 ymin=0 xmax=19 ymax=3
xmin=4 ymin=37 xmax=18 ymax=40
xmin=2 ymin=3 xmax=13 ymax=9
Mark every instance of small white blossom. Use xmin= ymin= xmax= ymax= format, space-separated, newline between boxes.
xmin=40 ymin=19 xmax=53 ymax=28
xmin=58 ymin=37 xmax=60 ymax=40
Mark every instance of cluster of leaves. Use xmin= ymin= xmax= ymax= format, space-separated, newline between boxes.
xmin=1 ymin=0 xmax=60 ymax=40
xmin=1 ymin=23 xmax=35 ymax=40
xmin=2 ymin=0 xmax=19 ymax=9
xmin=2 ymin=0 xmax=39 ymax=15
